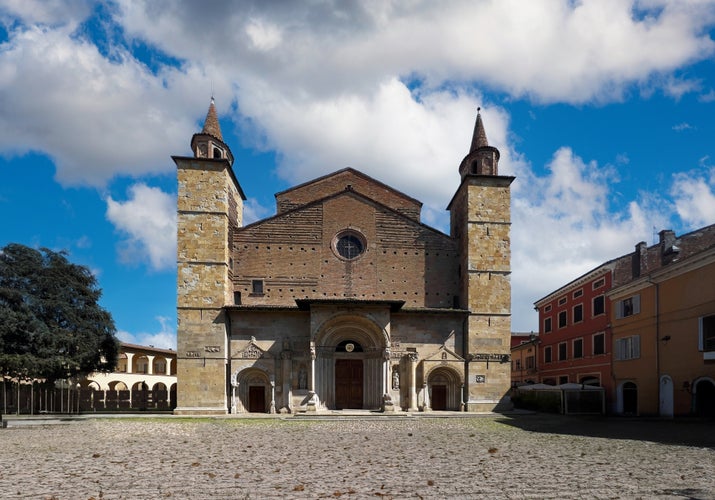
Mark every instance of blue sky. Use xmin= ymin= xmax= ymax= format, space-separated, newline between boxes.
xmin=2 ymin=1 xmax=715 ymax=348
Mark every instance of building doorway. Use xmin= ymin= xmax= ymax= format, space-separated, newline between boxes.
xmin=335 ymin=359 xmax=363 ymax=409
xmin=431 ymin=385 xmax=447 ymax=410
xmin=622 ymin=381 xmax=638 ymax=415
xmin=659 ymin=375 xmax=673 ymax=417
xmin=694 ymin=379 xmax=715 ymax=417
xmin=248 ymin=385 xmax=266 ymax=413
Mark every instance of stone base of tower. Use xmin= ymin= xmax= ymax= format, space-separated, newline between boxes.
xmin=466 ymin=396 xmax=513 ymax=413
xmin=173 ymin=407 xmax=228 ymax=416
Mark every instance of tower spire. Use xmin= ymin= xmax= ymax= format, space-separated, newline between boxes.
xmin=190 ymin=97 xmax=234 ymax=166
xmin=201 ymin=97 xmax=223 ymax=141
xmin=469 ymin=107 xmax=489 ymax=153
xmin=458 ymin=107 xmax=500 ymax=179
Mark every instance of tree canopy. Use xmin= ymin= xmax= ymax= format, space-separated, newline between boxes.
xmin=0 ymin=243 xmax=119 ymax=382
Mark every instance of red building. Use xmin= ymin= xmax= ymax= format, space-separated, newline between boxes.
xmin=532 ymin=259 xmax=627 ymax=410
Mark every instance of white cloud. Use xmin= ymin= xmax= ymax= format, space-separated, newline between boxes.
xmin=671 ymin=168 xmax=715 ymax=227
xmin=0 ymin=23 xmax=206 ymax=186
xmin=509 ymin=148 xmax=670 ymax=330
xmin=116 ymin=315 xmax=176 ymax=350
xmin=105 ymin=183 xmax=177 ymax=271
xmin=0 ymin=0 xmax=92 ymax=27
xmin=672 ymin=122 xmax=695 ymax=131
xmin=243 ymin=198 xmax=273 ymax=226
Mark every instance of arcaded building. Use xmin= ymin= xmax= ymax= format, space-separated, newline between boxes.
xmin=174 ymin=100 xmax=514 ymax=414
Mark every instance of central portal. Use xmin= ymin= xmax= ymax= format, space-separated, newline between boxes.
xmin=335 ymin=359 xmax=363 ymax=409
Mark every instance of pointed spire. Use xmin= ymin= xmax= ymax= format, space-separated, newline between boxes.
xmin=201 ymin=97 xmax=223 ymax=141
xmin=469 ymin=107 xmax=489 ymax=153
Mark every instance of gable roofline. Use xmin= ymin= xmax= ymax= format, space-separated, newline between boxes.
xmin=274 ymin=167 xmax=423 ymax=209
xmin=237 ymin=183 xmax=451 ymax=239
xmin=532 ymin=257 xmax=624 ymax=308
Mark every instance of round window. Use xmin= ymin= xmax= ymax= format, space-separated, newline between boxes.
xmin=334 ymin=231 xmax=366 ymax=260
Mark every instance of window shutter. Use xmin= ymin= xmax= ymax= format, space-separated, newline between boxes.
xmin=699 ymin=317 xmax=704 ymax=351
xmin=633 ymin=335 xmax=640 ymax=359
xmin=632 ymin=295 xmax=641 ymax=315
xmin=616 ymin=300 xmax=623 ymax=319
xmin=615 ymin=339 xmax=622 ymax=360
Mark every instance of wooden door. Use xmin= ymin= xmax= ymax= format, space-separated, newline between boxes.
xmin=248 ymin=386 xmax=265 ymax=413
xmin=431 ymin=385 xmax=447 ymax=410
xmin=335 ymin=359 xmax=363 ymax=409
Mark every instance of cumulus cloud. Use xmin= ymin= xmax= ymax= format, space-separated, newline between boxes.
xmin=0 ymin=21 xmax=207 ymax=186
xmin=105 ymin=183 xmax=177 ymax=271
xmin=510 ymin=148 xmax=670 ymax=329
xmin=671 ymin=167 xmax=715 ymax=227
xmin=116 ymin=315 xmax=176 ymax=350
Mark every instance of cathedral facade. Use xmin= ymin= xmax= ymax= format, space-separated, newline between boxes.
xmin=174 ymin=100 xmax=514 ymax=414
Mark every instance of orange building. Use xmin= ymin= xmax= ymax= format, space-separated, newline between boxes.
xmin=610 ymin=229 xmax=715 ymax=417
xmin=510 ymin=334 xmax=539 ymax=386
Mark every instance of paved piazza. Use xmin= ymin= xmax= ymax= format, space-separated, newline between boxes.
xmin=1 ymin=414 xmax=713 ymax=499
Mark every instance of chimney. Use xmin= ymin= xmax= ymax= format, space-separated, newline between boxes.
xmin=659 ymin=229 xmax=679 ymax=264
xmin=632 ymin=241 xmax=647 ymax=277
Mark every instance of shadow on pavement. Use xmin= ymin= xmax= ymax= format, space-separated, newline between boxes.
xmin=495 ymin=412 xmax=715 ymax=449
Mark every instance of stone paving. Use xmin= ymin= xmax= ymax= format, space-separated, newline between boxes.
xmin=1 ymin=413 xmax=713 ymax=499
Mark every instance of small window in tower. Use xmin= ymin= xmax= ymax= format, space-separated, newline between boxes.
xmin=251 ymin=279 xmax=264 ymax=295
xmin=213 ymin=146 xmax=223 ymax=159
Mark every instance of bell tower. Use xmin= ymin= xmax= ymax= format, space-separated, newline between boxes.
xmin=173 ymin=98 xmax=245 ymax=415
xmin=448 ymin=108 xmax=514 ymax=412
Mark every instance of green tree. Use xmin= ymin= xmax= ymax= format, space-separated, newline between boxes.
xmin=0 ymin=243 xmax=119 ymax=383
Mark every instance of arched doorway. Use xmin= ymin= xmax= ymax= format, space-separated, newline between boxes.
xmin=659 ymin=375 xmax=673 ymax=417
xmin=334 ymin=340 xmax=364 ymax=409
xmin=694 ymin=378 xmax=715 ymax=417
xmin=234 ymin=369 xmax=271 ymax=413
xmin=427 ymin=367 xmax=461 ymax=411
xmin=314 ymin=314 xmax=388 ymax=410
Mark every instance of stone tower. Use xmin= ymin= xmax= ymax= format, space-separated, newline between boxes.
xmin=173 ymin=98 xmax=245 ymax=415
xmin=448 ymin=109 xmax=514 ymax=412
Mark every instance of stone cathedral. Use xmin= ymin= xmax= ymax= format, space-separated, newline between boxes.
xmin=174 ymin=99 xmax=514 ymax=414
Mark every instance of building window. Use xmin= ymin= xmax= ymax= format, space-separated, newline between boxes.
xmin=615 ymin=335 xmax=640 ymax=360
xmin=333 ymin=230 xmax=366 ymax=260
xmin=593 ymin=277 xmax=605 ymax=289
xmin=615 ymin=295 xmax=640 ymax=319
xmin=559 ymin=376 xmax=569 ymax=385
xmin=558 ymin=297 xmax=567 ymax=306
xmin=544 ymin=346 xmax=552 ymax=363
xmin=251 ymin=279 xmax=264 ymax=295
xmin=573 ymin=338 xmax=583 ymax=358
xmin=593 ymin=332 xmax=605 ymax=355
xmin=234 ymin=291 xmax=242 ymax=305
xmin=593 ymin=295 xmax=605 ymax=316
xmin=573 ymin=304 xmax=583 ymax=323
xmin=544 ymin=304 xmax=552 ymax=313
xmin=515 ymin=359 xmax=521 ymax=370
xmin=155 ymin=361 xmax=166 ymax=374
xmin=558 ymin=342 xmax=567 ymax=361
xmin=526 ymin=355 xmax=535 ymax=370
xmin=558 ymin=310 xmax=567 ymax=328
xmin=699 ymin=315 xmax=715 ymax=352
xmin=573 ymin=289 xmax=583 ymax=299
xmin=544 ymin=317 xmax=552 ymax=334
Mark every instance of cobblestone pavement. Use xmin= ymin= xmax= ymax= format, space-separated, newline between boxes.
xmin=1 ymin=414 xmax=713 ymax=499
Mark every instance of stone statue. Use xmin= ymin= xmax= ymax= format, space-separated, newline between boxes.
xmin=298 ymin=368 xmax=307 ymax=390
xmin=392 ymin=368 xmax=400 ymax=390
